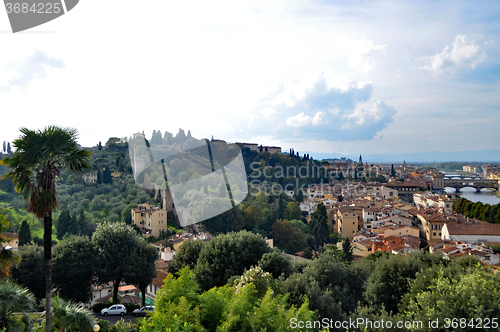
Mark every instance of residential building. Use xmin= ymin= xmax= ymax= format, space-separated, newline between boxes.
xmin=334 ymin=207 xmax=363 ymax=237
xmin=442 ymin=223 xmax=500 ymax=243
xmin=385 ymin=181 xmax=420 ymax=203
xmin=431 ymin=172 xmax=445 ymax=190
xmin=82 ymin=172 xmax=98 ymax=184
xmin=131 ymin=203 xmax=168 ymax=238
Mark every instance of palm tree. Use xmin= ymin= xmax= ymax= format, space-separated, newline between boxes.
xmin=48 ymin=296 xmax=96 ymax=332
xmin=0 ymin=280 xmax=36 ymax=332
xmin=0 ymin=126 xmax=91 ymax=332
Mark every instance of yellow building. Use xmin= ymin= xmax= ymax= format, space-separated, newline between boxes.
xmin=335 ymin=207 xmax=363 ymax=237
xmin=131 ymin=204 xmax=168 ymax=238
xmin=418 ymin=213 xmax=453 ymax=241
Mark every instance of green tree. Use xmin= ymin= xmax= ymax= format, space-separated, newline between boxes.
xmin=311 ymin=202 xmax=329 ymax=248
xmin=0 ymin=126 xmax=91 ymax=332
xmin=102 ymin=168 xmax=112 ymax=184
xmin=52 ymin=235 xmax=96 ymax=303
xmin=405 ymin=267 xmax=500 ymax=332
xmin=365 ymin=252 xmax=434 ymax=314
xmin=342 ymin=237 xmax=353 ymax=262
xmin=272 ymin=219 xmax=293 ymax=249
xmin=18 ymin=220 xmax=32 ymax=246
xmin=124 ymin=237 xmax=158 ymax=307
xmin=294 ymin=189 xmax=304 ymax=203
xmin=140 ymin=267 xmax=202 ymax=332
xmin=11 ymin=244 xmax=46 ymax=300
xmin=168 ymin=239 xmax=206 ymax=276
xmin=258 ymin=248 xmax=293 ymax=279
xmin=0 ymin=280 xmax=35 ymax=332
xmin=243 ymin=205 xmax=263 ymax=229
xmin=282 ymin=272 xmax=343 ymax=320
xmin=92 ymin=222 xmax=154 ymax=303
xmin=194 ymin=231 xmax=271 ymax=291
xmin=55 ymin=209 xmax=71 ymax=240
xmin=121 ymin=203 xmax=136 ymax=224
xmin=286 ymin=201 xmax=301 ymax=220
xmin=391 ymin=164 xmax=396 ymax=177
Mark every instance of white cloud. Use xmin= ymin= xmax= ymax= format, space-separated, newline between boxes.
xmin=249 ymin=73 xmax=397 ymax=141
xmin=286 ymin=110 xmax=325 ymax=127
xmin=346 ymin=39 xmax=387 ymax=74
xmin=343 ymin=101 xmax=396 ymax=128
xmin=286 ymin=112 xmax=311 ymax=127
xmin=0 ymin=49 xmax=64 ymax=92
xmin=260 ymin=108 xmax=276 ymax=116
xmin=420 ymin=35 xmax=487 ymax=75
xmin=311 ymin=111 xmax=325 ymax=125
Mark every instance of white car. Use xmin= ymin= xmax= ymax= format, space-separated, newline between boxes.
xmin=101 ymin=304 xmax=127 ymax=316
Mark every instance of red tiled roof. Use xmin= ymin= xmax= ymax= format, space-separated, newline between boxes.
xmin=152 ymin=270 xmax=169 ymax=288
xmin=445 ymin=223 xmax=500 ymax=236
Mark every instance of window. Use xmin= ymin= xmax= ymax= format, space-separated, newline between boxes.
xmin=433 ymin=232 xmax=436 ymax=236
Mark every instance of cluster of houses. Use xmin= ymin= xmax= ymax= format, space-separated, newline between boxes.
xmin=293 ymin=163 xmax=500 ymax=268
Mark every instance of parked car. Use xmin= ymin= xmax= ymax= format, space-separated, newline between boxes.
xmin=101 ymin=304 xmax=127 ymax=316
xmin=132 ymin=306 xmax=155 ymax=316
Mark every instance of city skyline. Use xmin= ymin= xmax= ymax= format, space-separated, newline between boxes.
xmin=1 ymin=1 xmax=499 ymax=160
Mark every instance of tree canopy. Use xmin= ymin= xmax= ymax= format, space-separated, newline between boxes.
xmin=194 ymin=230 xmax=271 ymax=291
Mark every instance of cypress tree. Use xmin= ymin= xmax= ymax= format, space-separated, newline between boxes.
xmin=55 ymin=210 xmax=71 ymax=240
xmin=342 ymin=237 xmax=353 ymax=262
xmin=277 ymin=195 xmax=285 ymax=220
xmin=18 ymin=220 xmax=32 ymax=246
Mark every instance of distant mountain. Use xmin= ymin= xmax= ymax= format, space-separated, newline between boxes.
xmin=305 ymin=149 xmax=500 ymax=163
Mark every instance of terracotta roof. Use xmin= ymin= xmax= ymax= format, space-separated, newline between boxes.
xmin=96 ymin=295 xmax=113 ymax=303
xmin=1 ymin=232 xmax=18 ymax=239
xmin=152 ymin=270 xmax=169 ymax=288
xmin=155 ymin=260 xmax=169 ymax=270
xmin=469 ymin=250 xmax=490 ymax=257
xmin=122 ymin=294 xmax=142 ymax=304
xmin=357 ymin=239 xmax=377 ymax=247
xmin=119 ymin=285 xmax=136 ymax=292
xmin=445 ymin=223 xmax=500 ymax=236
xmin=440 ymin=246 xmax=461 ymax=254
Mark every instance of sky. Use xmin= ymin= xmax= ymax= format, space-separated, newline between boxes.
xmin=1 ymin=0 xmax=499 ymax=160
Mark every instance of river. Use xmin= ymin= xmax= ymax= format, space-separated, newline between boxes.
xmin=441 ymin=172 xmax=500 ymax=205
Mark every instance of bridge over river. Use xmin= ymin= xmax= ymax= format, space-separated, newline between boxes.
xmin=443 ymin=178 xmax=499 ymax=192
